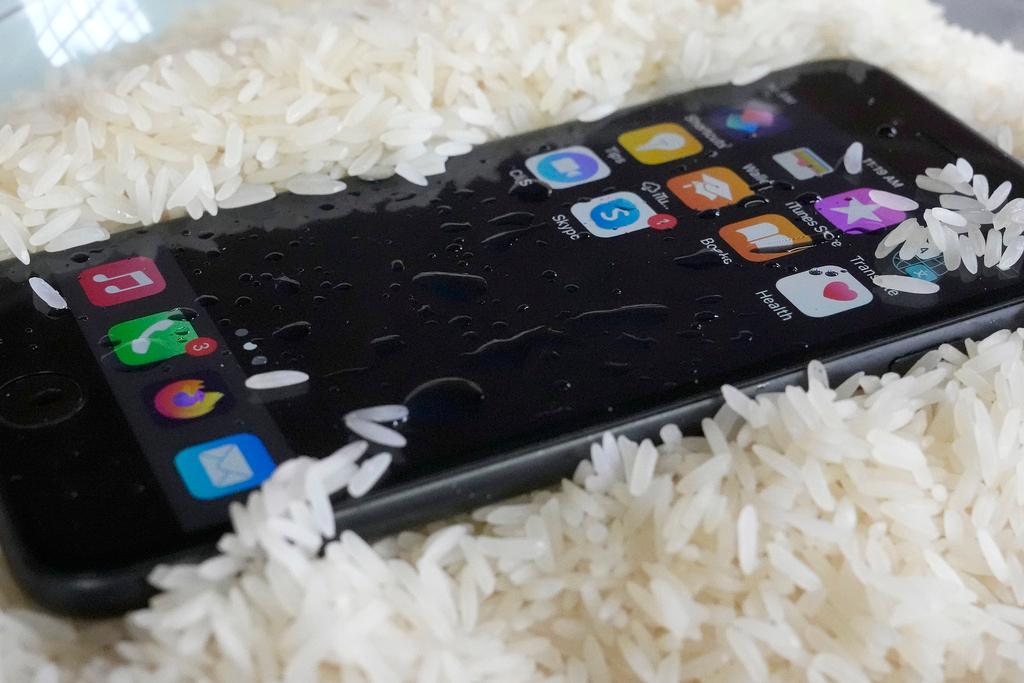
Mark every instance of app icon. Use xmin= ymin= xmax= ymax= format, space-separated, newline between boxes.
xmin=524 ymin=146 xmax=611 ymax=189
xmin=719 ymin=214 xmax=812 ymax=261
xmin=108 ymin=309 xmax=198 ymax=366
xmin=776 ymin=266 xmax=874 ymax=318
xmin=815 ymin=188 xmax=908 ymax=234
xmin=668 ymin=166 xmax=753 ymax=211
xmin=148 ymin=373 xmax=230 ymax=422
xmin=712 ymin=101 xmax=789 ymax=139
xmin=571 ymin=191 xmax=659 ymax=238
xmin=174 ymin=433 xmax=275 ymax=500
xmin=893 ymin=246 xmax=947 ymax=282
xmin=79 ymin=256 xmax=166 ymax=307
xmin=773 ymin=148 xmax=834 ymax=180
xmin=618 ymin=123 xmax=702 ymax=165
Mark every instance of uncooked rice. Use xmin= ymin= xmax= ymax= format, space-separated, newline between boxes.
xmin=243 ymin=369 xmax=310 ymax=390
xmin=6 ymin=0 xmax=1024 ymax=681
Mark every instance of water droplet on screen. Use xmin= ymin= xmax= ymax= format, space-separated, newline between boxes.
xmin=796 ymin=192 xmax=821 ymax=205
xmin=508 ymin=178 xmax=552 ymax=202
xmin=272 ymin=275 xmax=301 ymax=293
xmin=488 ymin=211 xmax=536 ymax=227
xmin=674 ymin=249 xmax=723 ymax=270
xmin=694 ymin=310 xmax=719 ymax=323
xmin=877 ymin=124 xmax=899 ymax=138
xmin=481 ymin=227 xmax=533 ymax=250
xmin=370 ymin=334 xmax=406 ymax=355
xmin=740 ymin=195 xmax=769 ymax=209
xmin=265 ymin=251 xmax=284 ymax=261
xmin=168 ymin=308 xmax=198 ymax=321
xmin=404 ymin=377 xmax=485 ymax=425
xmin=194 ymin=294 xmax=220 ymax=307
xmin=70 ymin=253 xmax=89 ymax=263
xmin=731 ymin=330 xmax=755 ymax=342
xmin=234 ymin=296 xmax=252 ymax=307
xmin=697 ymin=209 xmax=720 ymax=220
xmin=695 ymin=294 xmax=724 ymax=305
xmin=440 ymin=221 xmax=472 ymax=233
xmin=412 ymin=271 xmax=488 ymax=302
xmin=272 ymin=321 xmax=312 ymax=341
xmin=251 ymin=355 xmax=268 ymax=366
xmin=602 ymin=361 xmax=632 ymax=376
xmin=542 ymin=269 xmax=557 ymax=280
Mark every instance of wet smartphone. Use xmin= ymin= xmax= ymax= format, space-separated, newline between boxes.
xmin=3 ymin=59 xmax=1024 ymax=615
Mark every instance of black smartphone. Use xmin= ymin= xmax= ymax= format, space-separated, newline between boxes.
xmin=2 ymin=59 xmax=1024 ymax=616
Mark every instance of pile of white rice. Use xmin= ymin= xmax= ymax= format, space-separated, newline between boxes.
xmin=6 ymin=0 xmax=1024 ymax=681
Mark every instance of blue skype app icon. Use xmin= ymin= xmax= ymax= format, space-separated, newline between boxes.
xmin=590 ymin=196 xmax=641 ymax=230
xmin=571 ymin=191 xmax=658 ymax=238
xmin=174 ymin=433 xmax=276 ymax=500
xmin=524 ymin=145 xmax=611 ymax=189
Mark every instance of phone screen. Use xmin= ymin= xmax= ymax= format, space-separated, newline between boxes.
xmin=2 ymin=61 xmax=1023 ymax=573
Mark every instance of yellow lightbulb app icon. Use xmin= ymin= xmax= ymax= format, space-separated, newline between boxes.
xmin=618 ymin=123 xmax=703 ymax=165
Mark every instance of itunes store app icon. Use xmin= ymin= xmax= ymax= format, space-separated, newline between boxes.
xmin=79 ymin=256 xmax=166 ymax=307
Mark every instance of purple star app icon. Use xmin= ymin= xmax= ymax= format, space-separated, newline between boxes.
xmin=815 ymin=188 xmax=908 ymax=234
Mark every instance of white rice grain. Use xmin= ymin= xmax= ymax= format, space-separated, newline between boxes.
xmin=869 ymin=188 xmax=918 ymax=212
xmin=43 ymin=224 xmax=109 ymax=252
xmin=917 ymin=175 xmax=954 ymax=194
xmin=986 ymin=229 xmax=1004 ymax=267
xmin=347 ymin=453 xmax=393 ymax=498
xmin=737 ymin=504 xmax=759 ymax=575
xmin=284 ymin=175 xmax=347 ymax=196
xmin=872 ymin=275 xmax=940 ymax=294
xmin=343 ymin=415 xmax=407 ymax=448
xmin=843 ymin=141 xmax=863 ymax=175
xmin=0 ymin=216 xmax=30 ymax=264
xmin=244 ymin=370 xmax=310 ymax=390
xmin=218 ymin=183 xmax=275 ymax=209
xmin=627 ymin=440 xmax=658 ymax=496
xmin=29 ymin=208 xmax=82 ymax=246
xmin=998 ymin=235 xmax=1024 ymax=270
xmin=28 ymin=277 xmax=68 ymax=310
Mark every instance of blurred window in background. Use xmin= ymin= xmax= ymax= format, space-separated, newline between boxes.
xmin=23 ymin=0 xmax=151 ymax=67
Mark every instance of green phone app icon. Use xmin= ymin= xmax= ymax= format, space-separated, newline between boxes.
xmin=108 ymin=309 xmax=198 ymax=366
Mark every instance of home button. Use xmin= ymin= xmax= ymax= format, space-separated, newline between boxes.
xmin=0 ymin=373 xmax=86 ymax=429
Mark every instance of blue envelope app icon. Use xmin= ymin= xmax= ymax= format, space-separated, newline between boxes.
xmin=175 ymin=434 xmax=275 ymax=500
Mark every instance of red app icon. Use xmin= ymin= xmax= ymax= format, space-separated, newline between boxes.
xmin=79 ymin=257 xmax=166 ymax=307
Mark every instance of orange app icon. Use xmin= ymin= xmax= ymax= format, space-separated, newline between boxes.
xmin=668 ymin=167 xmax=753 ymax=211
xmin=719 ymin=214 xmax=812 ymax=262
